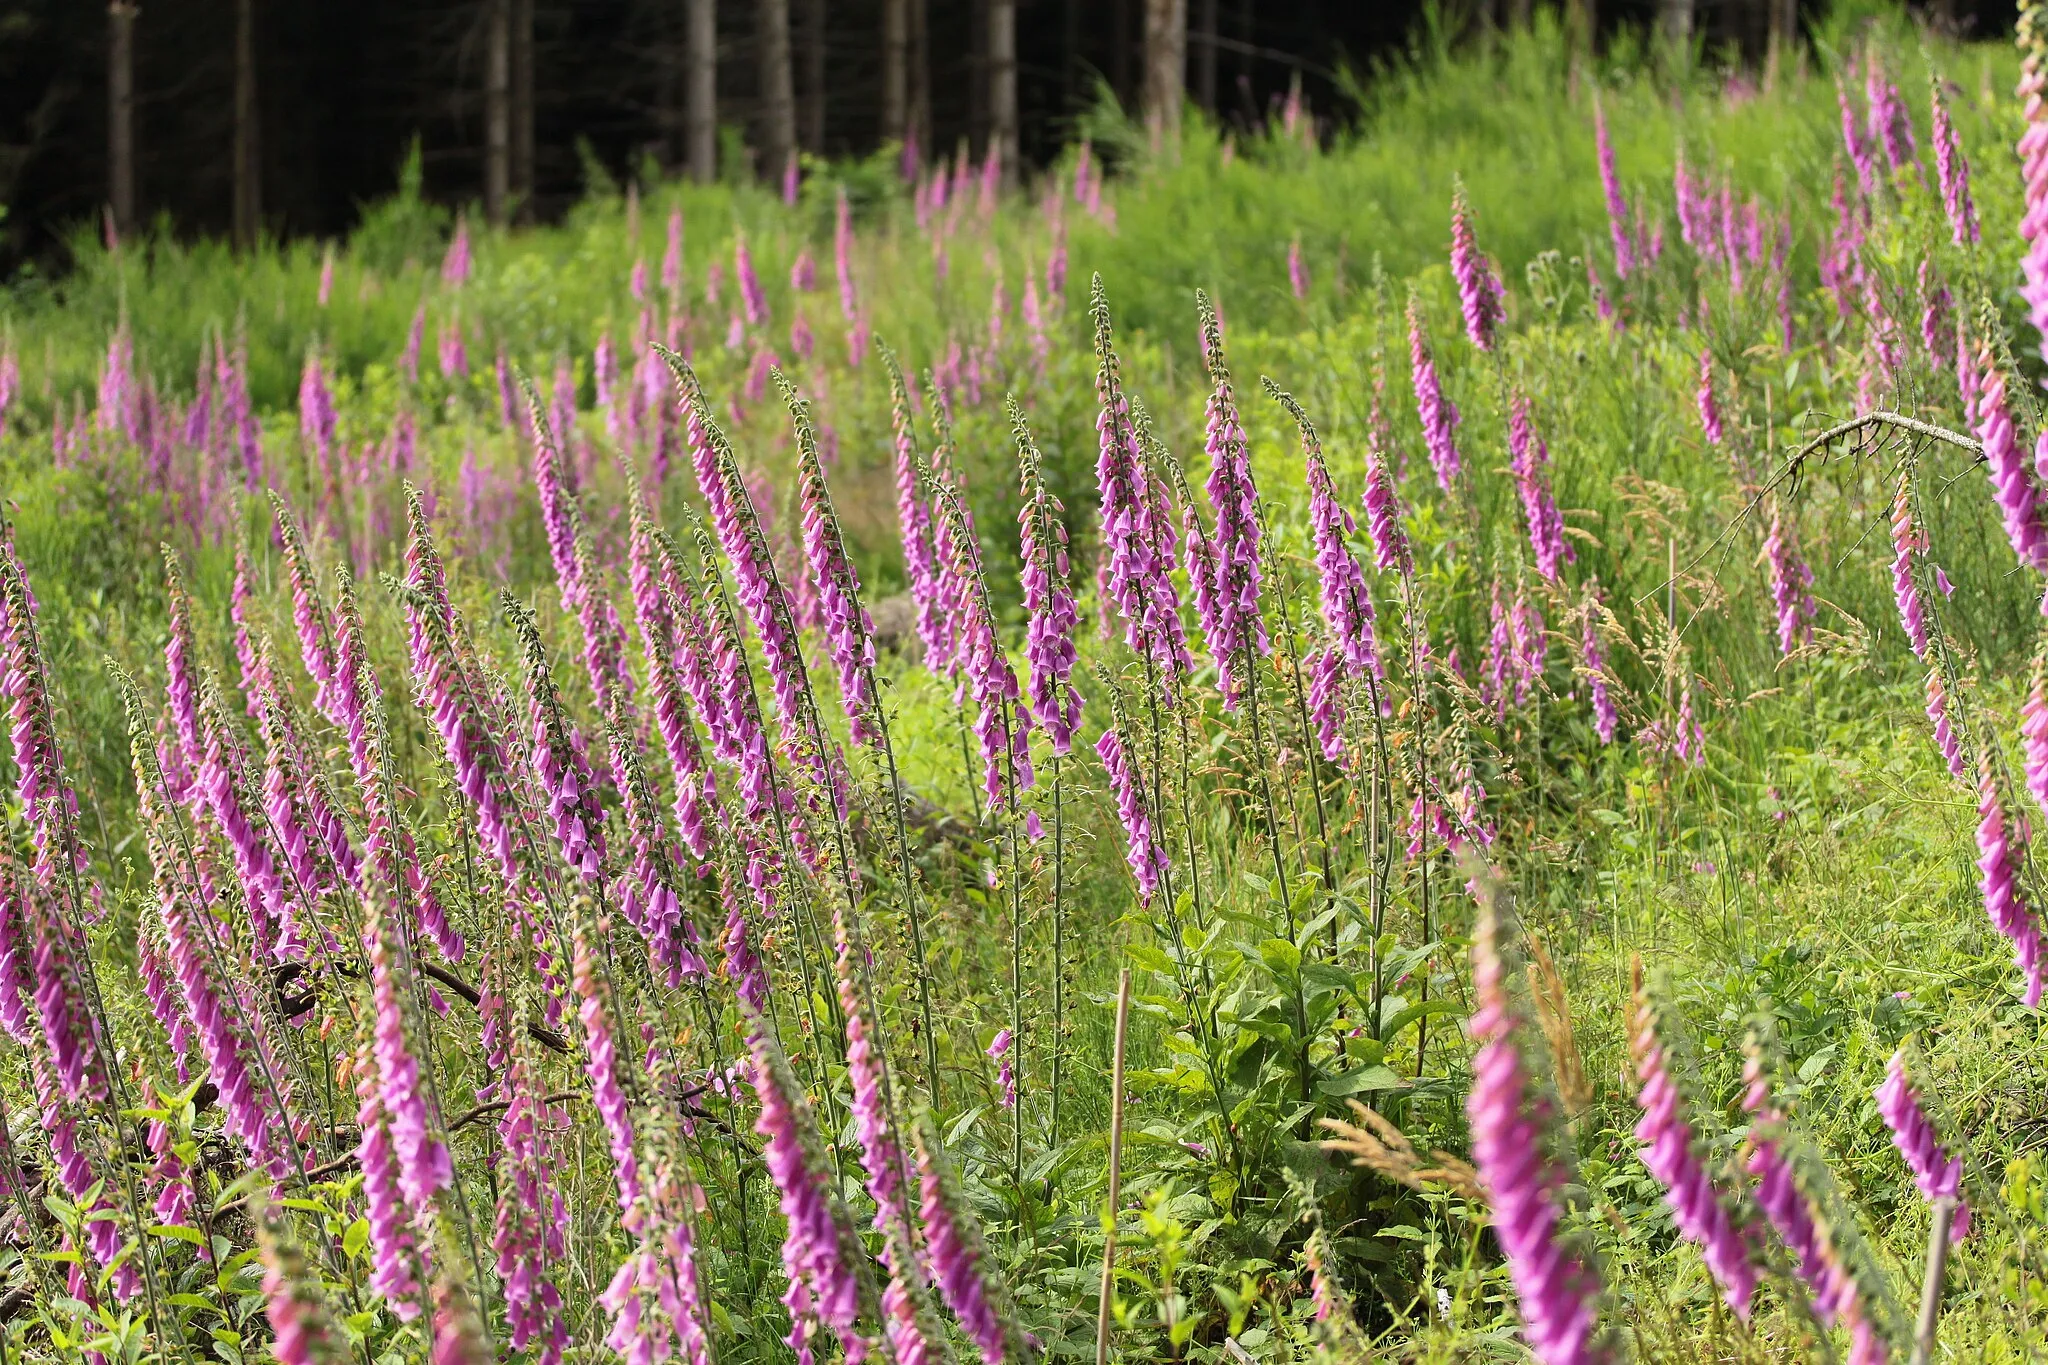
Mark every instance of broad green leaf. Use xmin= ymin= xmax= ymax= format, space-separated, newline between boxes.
xmin=1379 ymin=998 xmax=1461 ymax=1040
xmin=1318 ymin=1064 xmax=1407 ymax=1097
xmin=1257 ymin=939 xmax=1301 ymax=976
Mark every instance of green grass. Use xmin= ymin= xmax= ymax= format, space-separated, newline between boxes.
xmin=5 ymin=5 xmax=2048 ymax=1364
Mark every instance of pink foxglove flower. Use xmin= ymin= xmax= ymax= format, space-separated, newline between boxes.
xmin=1275 ymin=385 xmax=1382 ymax=718
xmin=932 ymin=449 xmax=1034 ymax=809
xmin=1977 ymin=762 xmax=2048 ymax=1006
xmin=1762 ymin=505 xmax=1816 ymax=656
xmin=785 ymin=375 xmax=880 ymax=746
xmin=1198 ymin=295 xmax=1268 ymax=706
xmin=834 ymin=190 xmax=858 ymax=323
xmin=1696 ymin=350 xmax=1723 ymax=446
xmin=401 ymin=303 xmax=426 ymax=383
xmin=1628 ymin=965 xmax=1758 ymax=1318
xmin=1971 ymin=342 xmax=2048 ymax=571
xmin=2026 ymin=652 xmax=2048 ymax=825
xmin=663 ymin=206 xmax=684 ymax=300
xmin=1741 ymin=1049 xmax=1859 ymax=1338
xmin=1015 ymin=403 xmax=1083 ymax=754
xmin=438 ymin=320 xmax=468 ymax=380
xmin=1925 ymin=668 xmax=1967 ymax=781
xmin=987 ymin=1028 xmax=1015 ymax=1109
xmin=2021 ymin=8 xmax=2048 ymax=363
xmin=1097 ymin=714 xmax=1166 ymax=904
xmin=882 ymin=351 xmax=950 ymax=672
xmin=1890 ymin=479 xmax=1929 ymax=659
xmin=1092 ymin=278 xmax=1188 ymax=672
xmin=736 ymin=234 xmax=768 ymax=327
xmin=1465 ymin=867 xmax=1607 ymax=1364
xmin=914 ymin=1116 xmax=1032 ymax=1365
xmin=750 ymin=1015 xmax=880 ymax=1364
xmin=1449 ymin=184 xmax=1506 ymax=352
xmin=828 ymin=897 xmax=935 ymax=1365
xmin=1931 ymin=79 xmax=1979 ymax=246
xmin=1874 ymin=1050 xmax=1970 ymax=1241
xmin=1865 ymin=55 xmax=1919 ymax=177
xmin=1407 ymin=297 xmax=1461 ymax=492
xmin=1362 ymin=416 xmax=1411 ymax=576
xmin=354 ymin=1035 xmax=424 ymax=1317
xmin=255 ymin=1204 xmax=351 ymax=1365
xmin=1581 ymin=600 xmax=1617 ymax=745
xmin=1838 ymin=78 xmax=1878 ymax=198
xmin=1509 ymin=393 xmax=1572 ymax=582
xmin=1594 ymin=98 xmax=1632 ymax=278
xmin=625 ymin=500 xmax=714 ymax=862
xmin=442 ymin=214 xmax=472 ymax=286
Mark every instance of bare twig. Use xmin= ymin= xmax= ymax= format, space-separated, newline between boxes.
xmin=1639 ymin=409 xmax=1981 ymax=617
xmin=420 ymin=960 xmax=570 ymax=1054
xmin=1910 ymin=1196 xmax=1958 ymax=1365
xmin=1096 ymin=968 xmax=1133 ymax=1365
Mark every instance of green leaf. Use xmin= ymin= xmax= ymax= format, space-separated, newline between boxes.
xmin=1378 ymin=1224 xmax=1429 ymax=1242
xmin=1124 ymin=943 xmax=1177 ymax=977
xmin=342 ymin=1217 xmax=370 ymax=1260
xmin=1257 ymin=939 xmax=1301 ymax=977
xmin=944 ymin=1104 xmax=988 ymax=1146
xmin=148 ymin=1224 xmax=208 ymax=1246
xmin=1318 ymin=1065 xmax=1407 ymax=1097
xmin=1379 ymin=998 xmax=1461 ymax=1040
xmin=1299 ymin=962 xmax=1353 ymax=996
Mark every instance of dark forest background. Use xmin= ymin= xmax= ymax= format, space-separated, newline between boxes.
xmin=0 ymin=0 xmax=2020 ymax=280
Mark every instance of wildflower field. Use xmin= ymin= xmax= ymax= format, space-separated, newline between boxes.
xmin=9 ymin=5 xmax=2048 ymax=1363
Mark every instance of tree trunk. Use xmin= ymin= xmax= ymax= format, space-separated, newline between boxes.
xmin=1770 ymin=0 xmax=1798 ymax=50
xmin=485 ymin=0 xmax=511 ymax=226
xmin=108 ymin=1 xmax=137 ymax=242
xmin=757 ymin=0 xmax=796 ymax=184
xmin=1143 ymin=0 xmax=1185 ymax=141
xmin=800 ymin=0 xmax=824 ymax=153
xmin=686 ymin=0 xmax=717 ymax=182
xmin=1657 ymin=0 xmax=1691 ymax=51
xmin=909 ymin=0 xmax=929 ymax=158
xmin=1233 ymin=0 xmax=1251 ymax=105
xmin=233 ymin=0 xmax=259 ymax=250
xmin=989 ymin=0 xmax=1016 ymax=188
xmin=512 ymin=0 xmax=534 ymax=218
xmin=1193 ymin=0 xmax=1216 ymax=113
xmin=882 ymin=0 xmax=907 ymax=146
xmin=1565 ymin=0 xmax=1596 ymax=57
xmin=968 ymin=0 xmax=987 ymax=158
xmin=1111 ymin=0 xmax=1131 ymax=109
xmin=1063 ymin=0 xmax=1081 ymax=115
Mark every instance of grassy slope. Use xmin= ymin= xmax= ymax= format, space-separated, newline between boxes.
xmin=4 ymin=4 xmax=2048 ymax=1361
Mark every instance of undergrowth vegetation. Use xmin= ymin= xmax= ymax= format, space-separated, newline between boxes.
xmin=3 ymin=5 xmax=2048 ymax=1364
